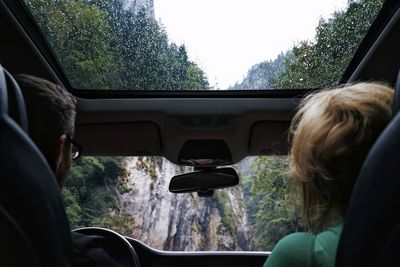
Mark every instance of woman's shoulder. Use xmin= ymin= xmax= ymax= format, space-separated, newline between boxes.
xmin=264 ymin=225 xmax=343 ymax=267
xmin=263 ymin=232 xmax=316 ymax=267
xmin=275 ymin=232 xmax=317 ymax=252
xmin=279 ymin=232 xmax=316 ymax=245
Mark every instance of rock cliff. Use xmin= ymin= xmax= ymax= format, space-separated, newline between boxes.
xmin=123 ymin=0 xmax=155 ymax=18
xmin=118 ymin=157 xmax=252 ymax=251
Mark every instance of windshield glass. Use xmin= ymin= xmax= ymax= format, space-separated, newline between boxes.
xmin=63 ymin=156 xmax=301 ymax=251
xmin=24 ymin=0 xmax=383 ymax=90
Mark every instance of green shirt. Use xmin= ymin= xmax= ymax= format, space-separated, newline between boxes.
xmin=263 ymin=224 xmax=343 ymax=267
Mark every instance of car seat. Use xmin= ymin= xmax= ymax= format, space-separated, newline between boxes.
xmin=0 ymin=65 xmax=73 ymax=266
xmin=0 ymin=205 xmax=41 ymax=266
xmin=336 ymin=71 xmax=400 ymax=267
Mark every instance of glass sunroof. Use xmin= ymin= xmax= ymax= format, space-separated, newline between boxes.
xmin=24 ymin=0 xmax=384 ymax=91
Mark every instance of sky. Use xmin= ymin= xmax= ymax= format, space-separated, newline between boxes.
xmin=154 ymin=0 xmax=348 ymax=89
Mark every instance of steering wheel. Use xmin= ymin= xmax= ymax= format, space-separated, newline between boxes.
xmin=73 ymin=227 xmax=141 ymax=267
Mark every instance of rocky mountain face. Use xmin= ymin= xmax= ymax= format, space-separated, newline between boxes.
xmin=230 ymin=52 xmax=290 ymax=90
xmin=123 ymin=0 xmax=155 ymax=18
xmin=118 ymin=157 xmax=252 ymax=251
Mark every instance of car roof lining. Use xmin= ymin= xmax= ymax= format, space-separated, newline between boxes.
xmin=75 ymin=97 xmax=297 ymax=164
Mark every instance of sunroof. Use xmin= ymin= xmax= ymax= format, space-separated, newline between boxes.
xmin=24 ymin=0 xmax=384 ymax=91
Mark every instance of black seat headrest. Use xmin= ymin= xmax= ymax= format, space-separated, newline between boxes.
xmin=336 ymin=111 xmax=400 ymax=267
xmin=336 ymin=70 xmax=400 ymax=267
xmin=0 ymin=64 xmax=7 ymax=114
xmin=0 ymin=67 xmax=28 ymax=132
xmin=5 ymin=68 xmax=28 ymax=132
xmin=392 ymin=70 xmax=400 ymax=115
xmin=0 ymin=65 xmax=73 ymax=266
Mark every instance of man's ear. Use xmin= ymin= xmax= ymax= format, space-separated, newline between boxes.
xmin=54 ymin=135 xmax=68 ymax=175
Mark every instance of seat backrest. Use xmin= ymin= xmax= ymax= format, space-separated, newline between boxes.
xmin=336 ymin=70 xmax=400 ymax=267
xmin=0 ymin=65 xmax=73 ymax=266
xmin=5 ymin=68 xmax=28 ymax=133
xmin=0 ymin=206 xmax=41 ymax=266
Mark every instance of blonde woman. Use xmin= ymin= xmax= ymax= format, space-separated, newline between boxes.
xmin=264 ymin=83 xmax=394 ymax=267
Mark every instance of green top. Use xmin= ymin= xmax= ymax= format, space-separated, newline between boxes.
xmin=263 ymin=224 xmax=343 ymax=267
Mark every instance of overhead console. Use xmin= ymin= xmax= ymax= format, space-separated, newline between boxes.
xmin=75 ymin=97 xmax=298 ymax=162
xmin=178 ymin=139 xmax=232 ymax=167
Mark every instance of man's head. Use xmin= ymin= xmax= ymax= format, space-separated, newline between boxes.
xmin=16 ymin=74 xmax=76 ymax=187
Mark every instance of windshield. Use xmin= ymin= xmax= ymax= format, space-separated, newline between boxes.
xmin=63 ymin=156 xmax=301 ymax=251
xmin=24 ymin=0 xmax=383 ymax=90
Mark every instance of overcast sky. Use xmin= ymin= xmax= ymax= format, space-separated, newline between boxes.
xmin=154 ymin=0 xmax=348 ymax=89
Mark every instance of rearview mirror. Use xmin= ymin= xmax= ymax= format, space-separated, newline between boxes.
xmin=169 ymin=168 xmax=239 ymax=196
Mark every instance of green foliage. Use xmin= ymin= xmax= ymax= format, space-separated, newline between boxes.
xmin=26 ymin=0 xmax=116 ymax=89
xmin=274 ymin=0 xmax=384 ymax=88
xmin=241 ymin=156 xmax=304 ymax=251
xmin=25 ymin=0 xmax=209 ymax=90
xmin=235 ymin=0 xmax=383 ymax=90
xmin=214 ymin=191 xmax=237 ymax=235
xmin=62 ymin=156 xmax=133 ymax=230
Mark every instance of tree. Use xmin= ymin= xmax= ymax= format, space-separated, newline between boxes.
xmin=26 ymin=0 xmax=116 ymax=89
xmin=95 ymin=6 xmax=208 ymax=90
xmin=26 ymin=0 xmax=209 ymax=90
xmin=62 ymin=156 xmax=134 ymax=231
xmin=242 ymin=156 xmax=304 ymax=250
xmin=274 ymin=0 xmax=384 ymax=88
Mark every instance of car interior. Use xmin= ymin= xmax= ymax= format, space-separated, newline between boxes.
xmin=0 ymin=0 xmax=400 ymax=266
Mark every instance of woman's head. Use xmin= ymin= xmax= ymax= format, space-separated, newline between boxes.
xmin=289 ymin=82 xmax=393 ymax=233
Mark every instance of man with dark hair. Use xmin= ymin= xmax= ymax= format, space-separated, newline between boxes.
xmin=16 ymin=74 xmax=77 ymax=188
xmin=16 ymin=74 xmax=121 ymax=267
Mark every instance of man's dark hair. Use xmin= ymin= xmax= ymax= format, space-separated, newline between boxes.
xmin=16 ymin=74 xmax=76 ymax=167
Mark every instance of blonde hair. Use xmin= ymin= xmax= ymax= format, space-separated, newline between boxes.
xmin=289 ymin=82 xmax=393 ymax=233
